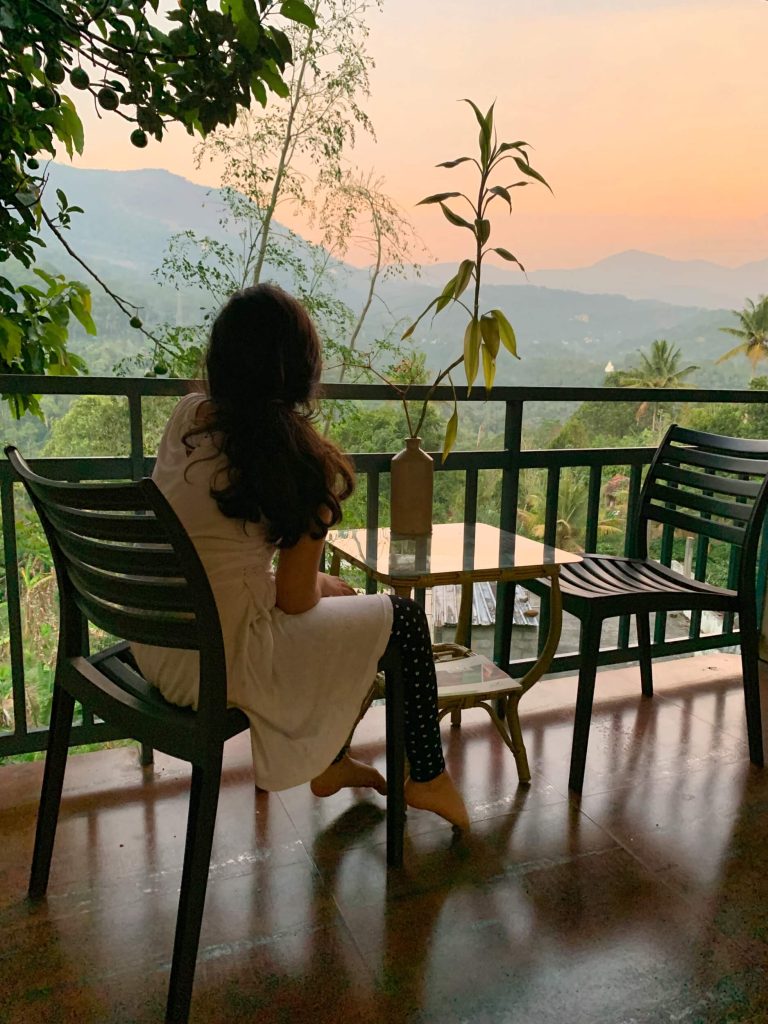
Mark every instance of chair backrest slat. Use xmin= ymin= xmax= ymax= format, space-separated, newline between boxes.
xmin=654 ymin=462 xmax=761 ymax=500
xmin=647 ymin=481 xmax=752 ymax=523
xmin=57 ymin=530 xmax=183 ymax=577
xmin=665 ymin=444 xmax=768 ymax=478
xmin=72 ymin=592 xmax=200 ymax=649
xmin=46 ymin=503 xmax=169 ymax=543
xmin=645 ymin=502 xmax=746 ymax=546
xmin=68 ymin=560 xmax=195 ymax=615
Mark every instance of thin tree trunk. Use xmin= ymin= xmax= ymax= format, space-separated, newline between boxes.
xmin=252 ymin=18 xmax=316 ymax=284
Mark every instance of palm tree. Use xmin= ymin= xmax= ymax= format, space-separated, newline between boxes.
xmin=614 ymin=338 xmax=699 ymax=434
xmin=518 ymin=469 xmax=626 ymax=554
xmin=717 ymin=295 xmax=768 ymax=373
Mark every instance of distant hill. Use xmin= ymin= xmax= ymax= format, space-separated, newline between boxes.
xmin=424 ymin=250 xmax=768 ymax=311
xmin=32 ymin=164 xmax=757 ymax=388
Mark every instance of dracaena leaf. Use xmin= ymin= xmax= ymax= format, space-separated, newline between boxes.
xmin=401 ymin=295 xmax=440 ymax=339
xmin=417 ymin=191 xmax=463 ymax=205
xmin=442 ymin=406 xmax=459 ymax=463
xmin=490 ymin=308 xmax=519 ymax=357
xmin=480 ymin=314 xmax=500 ymax=357
xmin=436 ymin=157 xmax=473 ymax=168
xmin=482 ymin=342 xmax=496 ymax=393
xmin=463 ymin=317 xmax=481 ymax=391
xmin=513 ymin=157 xmax=553 ymax=192
xmin=488 ymin=184 xmax=512 ymax=211
xmin=493 ymin=247 xmax=524 ymax=270
xmin=453 ymin=259 xmax=475 ymax=299
xmin=439 ymin=203 xmax=473 ymax=230
xmin=476 ymin=218 xmax=491 ymax=244
xmin=496 ymin=140 xmax=529 ymax=154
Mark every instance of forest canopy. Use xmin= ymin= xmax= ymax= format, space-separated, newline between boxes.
xmin=0 ymin=0 xmax=315 ymax=415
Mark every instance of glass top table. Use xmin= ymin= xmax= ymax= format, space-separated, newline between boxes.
xmin=326 ymin=522 xmax=580 ymax=594
xmin=326 ymin=523 xmax=582 ymax=787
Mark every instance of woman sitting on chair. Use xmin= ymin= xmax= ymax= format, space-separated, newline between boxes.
xmin=131 ymin=284 xmax=469 ymax=832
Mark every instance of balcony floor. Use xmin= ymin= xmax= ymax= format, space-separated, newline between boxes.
xmin=1 ymin=653 xmax=767 ymax=1024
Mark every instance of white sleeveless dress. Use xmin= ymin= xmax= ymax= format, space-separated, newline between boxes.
xmin=131 ymin=393 xmax=393 ymax=791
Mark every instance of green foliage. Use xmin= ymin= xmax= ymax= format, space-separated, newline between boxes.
xmin=680 ymin=375 xmax=768 ymax=440
xmin=43 ymin=394 xmax=178 ymax=457
xmin=718 ymin=295 xmax=768 ymax=371
xmin=401 ymin=99 xmax=551 ymax=460
xmin=1 ymin=0 xmax=315 ymax=414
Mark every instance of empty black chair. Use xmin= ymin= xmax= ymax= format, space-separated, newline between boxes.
xmin=5 ymin=447 xmax=407 ymax=1023
xmin=532 ymin=426 xmax=768 ymax=793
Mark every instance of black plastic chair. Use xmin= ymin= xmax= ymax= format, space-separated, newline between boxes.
xmin=5 ymin=447 xmax=406 ymax=1023
xmin=530 ymin=426 xmax=768 ymax=794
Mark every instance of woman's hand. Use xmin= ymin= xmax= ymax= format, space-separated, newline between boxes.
xmin=318 ymin=572 xmax=356 ymax=598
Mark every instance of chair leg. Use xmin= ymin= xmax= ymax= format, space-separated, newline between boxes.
xmin=29 ymin=682 xmax=75 ymax=899
xmin=569 ymin=617 xmax=602 ymax=795
xmin=166 ymin=757 xmax=223 ymax=1024
xmin=382 ymin=651 xmax=406 ymax=869
xmin=739 ymin=606 xmax=764 ymax=767
xmin=636 ymin=613 xmax=654 ymax=697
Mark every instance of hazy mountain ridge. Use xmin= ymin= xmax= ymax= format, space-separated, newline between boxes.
xmin=35 ymin=164 xmax=759 ymax=387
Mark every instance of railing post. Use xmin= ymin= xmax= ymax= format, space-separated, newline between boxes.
xmin=1 ymin=475 xmax=27 ymax=742
xmin=494 ymin=400 xmax=523 ymax=670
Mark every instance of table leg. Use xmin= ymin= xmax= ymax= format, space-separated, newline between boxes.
xmin=455 ymin=582 xmax=472 ymax=648
xmin=329 ymin=550 xmax=341 ymax=577
xmin=503 ymin=569 xmax=563 ymax=783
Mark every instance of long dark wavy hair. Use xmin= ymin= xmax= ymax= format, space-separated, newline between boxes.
xmin=185 ymin=284 xmax=355 ymax=548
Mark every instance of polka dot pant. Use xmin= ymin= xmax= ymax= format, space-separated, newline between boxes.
xmin=383 ymin=594 xmax=446 ymax=783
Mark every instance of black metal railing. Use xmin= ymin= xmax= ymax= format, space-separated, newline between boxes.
xmin=2 ymin=375 xmax=766 ymax=756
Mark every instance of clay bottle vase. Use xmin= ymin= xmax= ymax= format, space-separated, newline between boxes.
xmin=390 ymin=436 xmax=433 ymax=536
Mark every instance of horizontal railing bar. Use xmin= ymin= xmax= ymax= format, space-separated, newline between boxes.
xmin=509 ymin=629 xmax=740 ymax=678
xmin=2 ymin=374 xmax=767 ymax=405
xmin=0 ymin=722 xmax=129 ymax=756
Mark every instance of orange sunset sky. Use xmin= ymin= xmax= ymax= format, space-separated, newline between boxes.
xmin=72 ymin=0 xmax=768 ymax=271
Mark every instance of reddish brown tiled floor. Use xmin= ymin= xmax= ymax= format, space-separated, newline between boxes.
xmin=0 ymin=654 xmax=767 ymax=1024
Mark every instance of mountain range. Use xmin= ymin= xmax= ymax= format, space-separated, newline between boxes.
xmin=30 ymin=163 xmax=766 ymax=388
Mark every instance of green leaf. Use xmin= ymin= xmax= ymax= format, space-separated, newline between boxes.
xmin=490 ymin=309 xmax=519 ymax=358
xmin=453 ymin=259 xmax=475 ymax=299
xmin=488 ymin=184 xmax=512 ymax=211
xmin=57 ymin=97 xmax=84 ymax=157
xmin=435 ymin=273 xmax=458 ymax=312
xmin=439 ymin=203 xmax=473 ymax=231
xmin=492 ymin=247 xmax=524 ymax=270
xmin=436 ymin=157 xmax=472 ymax=169
xmin=269 ymin=26 xmax=293 ymax=62
xmin=481 ymin=342 xmax=496 ymax=393
xmin=496 ymin=141 xmax=529 ymax=155
xmin=479 ymin=313 xmax=500 ymax=357
xmin=442 ymin=405 xmax=458 ymax=462
xmin=513 ymin=157 xmax=553 ymax=192
xmin=250 ymin=74 xmax=267 ymax=106
xmin=69 ymin=294 xmax=96 ymax=335
xmin=260 ymin=61 xmax=290 ymax=98
xmin=401 ymin=296 xmax=440 ymax=339
xmin=417 ymin=192 xmax=463 ymax=206
xmin=280 ymin=0 xmax=317 ymax=28
xmin=463 ymin=317 xmax=481 ymax=391
xmin=476 ymin=218 xmax=490 ymax=244
xmin=0 ymin=315 xmax=23 ymax=362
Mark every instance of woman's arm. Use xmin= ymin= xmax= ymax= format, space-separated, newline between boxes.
xmin=275 ymin=528 xmax=354 ymax=614
xmin=275 ymin=532 xmax=325 ymax=614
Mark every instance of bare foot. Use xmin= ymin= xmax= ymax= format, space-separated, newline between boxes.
xmin=405 ymin=771 xmax=470 ymax=832
xmin=311 ymin=755 xmax=388 ymax=797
